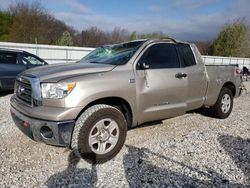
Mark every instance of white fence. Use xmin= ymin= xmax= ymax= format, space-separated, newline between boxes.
xmin=202 ymin=55 xmax=250 ymax=69
xmin=0 ymin=42 xmax=94 ymax=64
xmin=1 ymin=42 xmax=250 ymax=69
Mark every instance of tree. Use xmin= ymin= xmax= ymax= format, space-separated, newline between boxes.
xmin=79 ymin=27 xmax=129 ymax=47
xmin=7 ymin=1 xmax=70 ymax=44
xmin=110 ymin=27 xmax=129 ymax=43
xmin=129 ymin=31 xmax=137 ymax=40
xmin=139 ymin=32 xmax=169 ymax=39
xmin=80 ymin=27 xmax=109 ymax=47
xmin=210 ymin=21 xmax=250 ymax=57
xmin=56 ymin=31 xmax=73 ymax=46
xmin=239 ymin=30 xmax=250 ymax=58
xmin=194 ymin=41 xmax=212 ymax=55
xmin=0 ymin=11 xmax=14 ymax=41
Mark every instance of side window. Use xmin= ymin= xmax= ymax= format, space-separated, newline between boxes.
xmin=0 ymin=52 xmax=17 ymax=64
xmin=138 ymin=43 xmax=180 ymax=69
xmin=176 ymin=43 xmax=196 ymax=67
xmin=22 ymin=54 xmax=44 ymax=65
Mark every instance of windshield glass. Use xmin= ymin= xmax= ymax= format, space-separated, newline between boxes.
xmin=79 ymin=40 xmax=145 ymax=65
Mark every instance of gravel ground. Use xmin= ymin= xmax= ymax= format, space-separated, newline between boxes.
xmin=0 ymin=84 xmax=249 ymax=188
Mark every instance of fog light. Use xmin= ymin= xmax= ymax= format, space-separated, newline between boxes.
xmin=40 ymin=126 xmax=53 ymax=139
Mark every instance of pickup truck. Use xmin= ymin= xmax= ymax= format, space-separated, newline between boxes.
xmin=10 ymin=38 xmax=240 ymax=163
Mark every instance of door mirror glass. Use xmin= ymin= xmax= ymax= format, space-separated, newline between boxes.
xmin=138 ymin=62 xmax=150 ymax=69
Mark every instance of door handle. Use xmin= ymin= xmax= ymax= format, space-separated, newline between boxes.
xmin=175 ymin=73 xmax=187 ymax=79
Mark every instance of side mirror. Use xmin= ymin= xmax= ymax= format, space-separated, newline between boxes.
xmin=138 ymin=62 xmax=150 ymax=70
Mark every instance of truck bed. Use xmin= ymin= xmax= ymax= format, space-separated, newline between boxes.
xmin=204 ymin=64 xmax=240 ymax=106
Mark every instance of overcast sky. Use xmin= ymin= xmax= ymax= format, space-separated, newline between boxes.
xmin=1 ymin=0 xmax=250 ymax=41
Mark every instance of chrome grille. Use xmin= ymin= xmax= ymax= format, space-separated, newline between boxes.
xmin=15 ymin=79 xmax=32 ymax=106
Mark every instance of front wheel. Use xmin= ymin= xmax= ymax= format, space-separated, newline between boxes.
xmin=71 ymin=104 xmax=127 ymax=164
xmin=210 ymin=87 xmax=233 ymax=119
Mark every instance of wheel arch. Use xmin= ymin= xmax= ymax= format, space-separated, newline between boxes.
xmin=76 ymin=97 xmax=133 ymax=128
xmin=222 ymin=82 xmax=236 ymax=97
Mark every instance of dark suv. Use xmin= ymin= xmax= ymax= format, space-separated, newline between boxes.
xmin=0 ymin=49 xmax=47 ymax=91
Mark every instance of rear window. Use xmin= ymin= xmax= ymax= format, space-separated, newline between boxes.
xmin=0 ymin=52 xmax=17 ymax=64
xmin=177 ymin=43 xmax=196 ymax=67
xmin=21 ymin=54 xmax=44 ymax=65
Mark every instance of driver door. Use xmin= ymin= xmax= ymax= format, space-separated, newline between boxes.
xmin=135 ymin=43 xmax=188 ymax=124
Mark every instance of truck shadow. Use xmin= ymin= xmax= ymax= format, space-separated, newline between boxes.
xmin=45 ymin=142 xmax=247 ymax=187
xmin=131 ymin=120 xmax=163 ymax=130
xmin=218 ymin=135 xmax=250 ymax=182
xmin=0 ymin=90 xmax=13 ymax=97
xmin=123 ymin=145 xmax=244 ymax=187
xmin=45 ymin=152 xmax=97 ymax=188
xmin=189 ymin=107 xmax=216 ymax=118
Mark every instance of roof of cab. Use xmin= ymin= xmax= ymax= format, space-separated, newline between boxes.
xmin=0 ymin=48 xmax=28 ymax=53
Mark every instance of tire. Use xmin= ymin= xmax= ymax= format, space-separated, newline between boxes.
xmin=210 ymin=87 xmax=233 ymax=119
xmin=71 ymin=104 xmax=127 ymax=164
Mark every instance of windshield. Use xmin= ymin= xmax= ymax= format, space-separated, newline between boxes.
xmin=79 ymin=40 xmax=145 ymax=65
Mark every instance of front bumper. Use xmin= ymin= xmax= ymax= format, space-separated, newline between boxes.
xmin=10 ymin=106 xmax=75 ymax=147
xmin=10 ymin=95 xmax=83 ymax=121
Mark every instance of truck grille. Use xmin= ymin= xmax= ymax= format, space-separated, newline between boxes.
xmin=15 ymin=79 xmax=32 ymax=106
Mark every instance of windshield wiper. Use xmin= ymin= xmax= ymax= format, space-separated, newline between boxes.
xmin=89 ymin=61 xmax=110 ymax=65
xmin=89 ymin=61 xmax=101 ymax=64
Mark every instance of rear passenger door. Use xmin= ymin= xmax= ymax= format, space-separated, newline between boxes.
xmin=0 ymin=52 xmax=26 ymax=90
xmin=135 ymin=43 xmax=188 ymax=123
xmin=176 ymin=43 xmax=207 ymax=110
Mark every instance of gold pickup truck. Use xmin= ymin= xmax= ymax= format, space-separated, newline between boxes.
xmin=10 ymin=38 xmax=240 ymax=163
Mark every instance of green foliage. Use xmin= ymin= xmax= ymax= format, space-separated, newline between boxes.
xmin=211 ymin=22 xmax=250 ymax=57
xmin=129 ymin=31 xmax=137 ymax=40
xmin=239 ymin=30 xmax=250 ymax=58
xmin=0 ymin=12 xmax=14 ymax=41
xmin=56 ymin=31 xmax=73 ymax=46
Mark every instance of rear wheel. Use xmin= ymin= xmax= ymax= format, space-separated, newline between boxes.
xmin=71 ymin=104 xmax=127 ymax=164
xmin=210 ymin=87 xmax=233 ymax=119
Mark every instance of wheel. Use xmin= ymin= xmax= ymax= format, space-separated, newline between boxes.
xmin=71 ymin=104 xmax=127 ymax=164
xmin=210 ymin=87 xmax=233 ymax=119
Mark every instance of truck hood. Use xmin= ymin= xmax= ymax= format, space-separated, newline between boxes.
xmin=22 ymin=62 xmax=115 ymax=82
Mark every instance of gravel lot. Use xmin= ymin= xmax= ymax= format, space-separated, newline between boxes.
xmin=0 ymin=84 xmax=249 ymax=187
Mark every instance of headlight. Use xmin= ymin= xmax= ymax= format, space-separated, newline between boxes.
xmin=41 ymin=82 xmax=76 ymax=99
